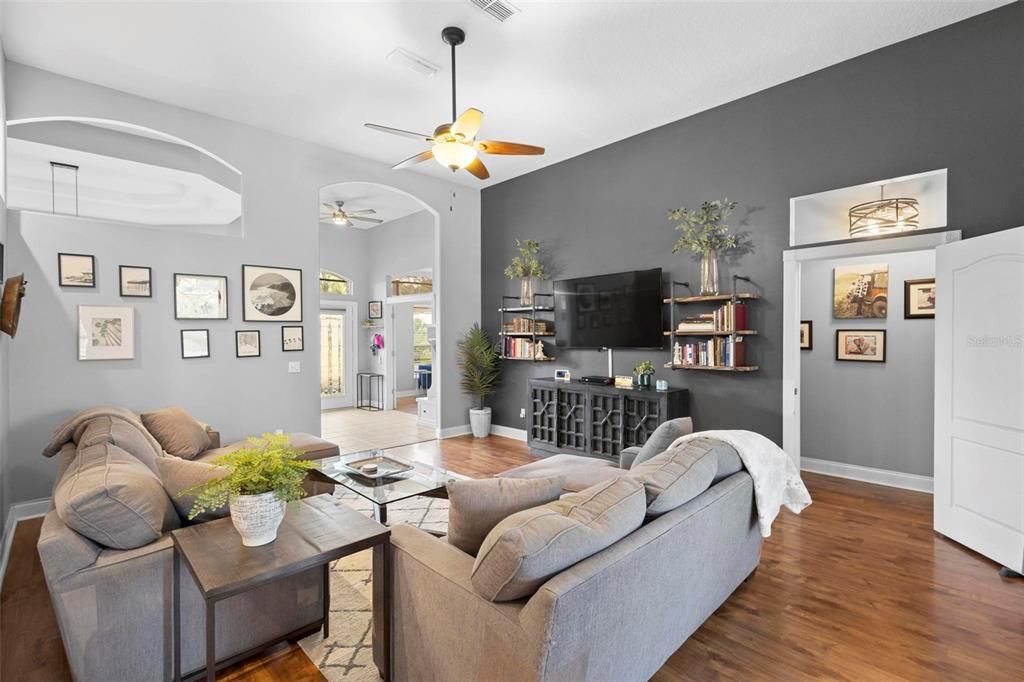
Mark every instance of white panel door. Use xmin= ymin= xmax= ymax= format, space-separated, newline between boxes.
xmin=934 ymin=226 xmax=1024 ymax=573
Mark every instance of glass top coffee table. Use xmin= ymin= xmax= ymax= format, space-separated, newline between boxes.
xmin=307 ymin=449 xmax=455 ymax=524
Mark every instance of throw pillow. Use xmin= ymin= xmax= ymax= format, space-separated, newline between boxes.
xmin=140 ymin=406 xmax=211 ymax=459
xmin=629 ymin=436 xmax=738 ymax=515
xmin=55 ymin=442 xmax=180 ymax=549
xmin=471 ymin=477 xmax=646 ymax=602
xmin=156 ymin=456 xmax=231 ymax=523
xmin=631 ymin=417 xmax=694 ymax=468
xmin=446 ymin=476 xmax=565 ymax=556
xmin=74 ymin=415 xmax=162 ymax=473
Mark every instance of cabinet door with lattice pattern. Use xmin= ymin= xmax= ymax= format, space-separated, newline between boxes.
xmin=588 ymin=390 xmax=623 ymax=458
xmin=528 ymin=385 xmax=558 ymax=447
xmin=623 ymin=396 xmax=663 ymax=449
xmin=556 ymin=388 xmax=587 ymax=454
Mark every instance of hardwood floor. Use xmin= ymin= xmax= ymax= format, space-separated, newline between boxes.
xmin=3 ymin=435 xmax=1022 ymax=681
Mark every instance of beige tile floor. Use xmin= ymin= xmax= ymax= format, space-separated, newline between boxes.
xmin=321 ymin=407 xmax=436 ymax=454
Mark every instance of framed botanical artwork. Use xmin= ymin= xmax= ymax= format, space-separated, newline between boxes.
xmin=174 ymin=273 xmax=228 ymax=320
xmin=835 ymin=329 xmax=886 ymax=363
xmin=904 ymin=278 xmax=936 ymax=319
xmin=180 ymin=329 xmax=210 ymax=359
xmin=78 ymin=305 xmax=134 ymax=360
xmin=368 ymin=300 xmax=383 ymax=319
xmin=59 ymin=253 xmax=96 ymax=288
xmin=282 ymin=325 xmax=303 ymax=351
xmin=119 ymin=265 xmax=152 ymax=297
xmin=799 ymin=321 xmax=813 ymax=350
xmin=833 ymin=263 xmax=888 ymax=319
xmin=242 ymin=264 xmax=302 ymax=322
xmin=236 ymin=330 xmax=261 ymax=358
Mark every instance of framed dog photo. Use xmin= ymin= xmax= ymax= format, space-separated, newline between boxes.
xmin=59 ymin=253 xmax=96 ymax=288
xmin=236 ymin=330 xmax=261 ymax=358
xmin=799 ymin=321 xmax=813 ymax=350
xmin=242 ymin=264 xmax=303 ymax=322
xmin=835 ymin=329 xmax=886 ymax=363
xmin=119 ymin=265 xmax=152 ymax=297
xmin=78 ymin=305 xmax=134 ymax=360
xmin=904 ymin=278 xmax=936 ymax=319
xmin=282 ymin=325 xmax=304 ymax=352
xmin=180 ymin=329 xmax=210 ymax=359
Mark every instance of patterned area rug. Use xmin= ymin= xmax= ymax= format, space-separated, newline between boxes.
xmin=298 ymin=488 xmax=449 ymax=681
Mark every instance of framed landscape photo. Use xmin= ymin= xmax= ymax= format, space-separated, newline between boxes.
xmin=835 ymin=329 xmax=886 ymax=363
xmin=59 ymin=253 xmax=96 ymax=288
xmin=368 ymin=300 xmax=383 ymax=319
xmin=799 ymin=321 xmax=813 ymax=350
xmin=78 ymin=305 xmax=134 ymax=360
xmin=236 ymin=330 xmax=261 ymax=357
xmin=119 ymin=265 xmax=152 ymax=297
xmin=180 ymin=329 xmax=210 ymax=359
xmin=904 ymin=278 xmax=936 ymax=319
xmin=282 ymin=325 xmax=303 ymax=351
xmin=242 ymin=264 xmax=302 ymax=322
xmin=833 ymin=263 xmax=888 ymax=319
xmin=174 ymin=273 xmax=228 ymax=319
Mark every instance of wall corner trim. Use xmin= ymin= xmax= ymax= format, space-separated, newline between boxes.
xmin=801 ymin=458 xmax=933 ymax=494
xmin=439 ymin=424 xmax=472 ymax=439
xmin=0 ymin=497 xmax=52 ymax=588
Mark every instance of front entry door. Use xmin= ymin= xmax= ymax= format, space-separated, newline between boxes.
xmin=934 ymin=225 xmax=1024 ymax=574
xmin=321 ymin=307 xmax=354 ymax=409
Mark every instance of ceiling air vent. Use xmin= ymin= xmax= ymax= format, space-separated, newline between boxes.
xmin=468 ymin=0 xmax=520 ymax=23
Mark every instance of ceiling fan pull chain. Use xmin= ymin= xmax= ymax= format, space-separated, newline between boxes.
xmin=451 ymin=38 xmax=457 ymax=123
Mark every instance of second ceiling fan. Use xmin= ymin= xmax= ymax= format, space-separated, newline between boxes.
xmin=365 ymin=26 xmax=544 ymax=180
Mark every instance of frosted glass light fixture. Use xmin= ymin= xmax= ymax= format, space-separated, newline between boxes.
xmin=848 ymin=185 xmax=919 ymax=238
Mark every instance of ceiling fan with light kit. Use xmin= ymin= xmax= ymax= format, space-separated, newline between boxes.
xmin=319 ymin=200 xmax=383 ymax=227
xmin=365 ymin=26 xmax=544 ymax=180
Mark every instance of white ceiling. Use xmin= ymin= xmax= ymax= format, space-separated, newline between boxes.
xmin=319 ymin=181 xmax=428 ymax=229
xmin=1 ymin=1 xmax=1008 ymax=188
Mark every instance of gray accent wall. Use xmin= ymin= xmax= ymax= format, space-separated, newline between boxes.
xmin=3 ymin=64 xmax=480 ymax=510
xmin=480 ymin=3 xmax=1024 ymax=443
xmin=800 ymin=251 xmax=935 ymax=476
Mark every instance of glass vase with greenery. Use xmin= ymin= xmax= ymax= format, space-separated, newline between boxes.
xmin=669 ymin=198 xmax=739 ymax=295
xmin=503 ymin=239 xmax=547 ymax=305
xmin=633 ymin=360 xmax=655 ymax=388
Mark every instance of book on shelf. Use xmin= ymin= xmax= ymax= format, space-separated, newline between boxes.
xmin=675 ymin=301 xmax=749 ymax=334
xmin=503 ymin=317 xmax=549 ymax=334
xmin=503 ymin=337 xmax=545 ymax=360
xmin=675 ymin=336 xmax=747 ymax=368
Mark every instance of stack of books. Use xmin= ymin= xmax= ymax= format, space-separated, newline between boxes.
xmin=675 ymin=302 xmax=749 ymax=334
xmin=503 ymin=337 xmax=540 ymax=359
xmin=675 ymin=313 xmax=716 ymax=334
xmin=504 ymin=318 xmax=548 ymax=333
xmin=677 ymin=337 xmax=747 ymax=368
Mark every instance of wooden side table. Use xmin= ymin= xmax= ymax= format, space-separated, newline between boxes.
xmin=171 ymin=494 xmax=391 ymax=681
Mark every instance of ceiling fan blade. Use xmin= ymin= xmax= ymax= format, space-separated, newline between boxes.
xmin=464 ymin=157 xmax=490 ymax=180
xmin=322 ymin=202 xmax=340 ymax=210
xmin=349 ymin=216 xmax=384 ymax=224
xmin=475 ymin=140 xmax=545 ymax=155
xmin=346 ymin=208 xmax=377 ymax=215
xmin=365 ymin=123 xmax=433 ymax=141
xmin=392 ymin=149 xmax=434 ymax=170
xmin=451 ymin=108 xmax=483 ymax=139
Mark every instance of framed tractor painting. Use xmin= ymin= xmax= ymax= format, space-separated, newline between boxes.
xmin=833 ymin=263 xmax=888 ymax=319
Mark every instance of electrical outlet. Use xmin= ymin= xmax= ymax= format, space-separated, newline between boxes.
xmin=288 ymin=361 xmax=301 ymax=374
xmin=519 ymin=407 xmax=526 ymax=419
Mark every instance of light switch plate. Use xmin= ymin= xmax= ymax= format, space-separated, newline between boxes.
xmin=288 ymin=361 xmax=301 ymax=374
xmin=519 ymin=408 xmax=526 ymax=418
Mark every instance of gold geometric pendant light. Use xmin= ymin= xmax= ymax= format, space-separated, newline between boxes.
xmin=848 ymin=185 xmax=920 ymax=238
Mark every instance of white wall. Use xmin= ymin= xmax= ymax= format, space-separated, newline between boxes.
xmin=3 ymin=63 xmax=480 ymax=509
xmin=0 ymin=40 xmax=9 ymax=527
xmin=800 ymin=250 xmax=935 ymax=476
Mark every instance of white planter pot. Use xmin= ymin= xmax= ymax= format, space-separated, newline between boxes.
xmin=229 ymin=491 xmax=286 ymax=547
xmin=469 ymin=407 xmax=492 ymax=438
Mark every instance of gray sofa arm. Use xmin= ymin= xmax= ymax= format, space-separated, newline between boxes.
xmin=37 ymin=510 xmax=102 ymax=584
xmin=619 ymin=446 xmax=641 ymax=469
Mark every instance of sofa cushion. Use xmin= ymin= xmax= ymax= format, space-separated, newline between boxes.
xmin=74 ymin=415 xmax=161 ymax=473
xmin=140 ymin=406 xmax=211 ymax=459
xmin=196 ymin=432 xmax=339 ymax=463
xmin=631 ymin=417 xmax=694 ymax=467
xmin=446 ymin=476 xmax=565 ymax=556
xmin=630 ymin=436 xmax=740 ymax=515
xmin=156 ymin=456 xmax=231 ymax=523
xmin=471 ymin=477 xmax=646 ymax=602
xmin=54 ymin=442 xmax=180 ymax=549
xmin=497 ymin=453 xmax=630 ymax=493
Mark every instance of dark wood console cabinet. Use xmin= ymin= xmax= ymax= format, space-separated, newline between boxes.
xmin=527 ymin=378 xmax=689 ymax=460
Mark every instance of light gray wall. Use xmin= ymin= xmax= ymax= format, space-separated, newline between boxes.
xmin=3 ymin=63 xmax=480 ymax=509
xmin=393 ymin=301 xmax=417 ymax=393
xmin=480 ymin=3 xmax=1024 ymax=443
xmin=0 ymin=45 xmax=8 ymax=527
xmin=800 ymin=251 xmax=935 ymax=476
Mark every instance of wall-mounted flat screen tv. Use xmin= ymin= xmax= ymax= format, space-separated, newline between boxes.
xmin=554 ymin=268 xmax=663 ymax=349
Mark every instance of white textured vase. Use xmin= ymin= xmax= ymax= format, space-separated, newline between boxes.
xmin=229 ymin=492 xmax=286 ymax=547
xmin=469 ymin=407 xmax=492 ymax=438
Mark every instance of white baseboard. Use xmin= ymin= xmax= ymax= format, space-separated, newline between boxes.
xmin=801 ymin=457 xmax=933 ymax=493
xmin=491 ymin=424 xmax=527 ymax=442
xmin=395 ymin=389 xmax=421 ymax=398
xmin=439 ymin=424 xmax=472 ymax=439
xmin=1 ymin=497 xmax=52 ymax=587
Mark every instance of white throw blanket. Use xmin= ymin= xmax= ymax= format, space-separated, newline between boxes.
xmin=668 ymin=430 xmax=811 ymax=537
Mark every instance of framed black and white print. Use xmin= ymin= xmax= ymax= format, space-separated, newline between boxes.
xmin=120 ymin=265 xmax=152 ymax=297
xmin=78 ymin=305 xmax=134 ymax=360
xmin=904 ymin=278 xmax=936 ymax=319
xmin=800 ymin=321 xmax=813 ymax=350
xmin=59 ymin=253 xmax=96 ymax=288
xmin=242 ymin=264 xmax=302 ymax=322
xmin=236 ymin=330 xmax=261 ymax=357
xmin=174 ymin=273 xmax=228 ymax=320
xmin=282 ymin=325 xmax=303 ymax=351
xmin=368 ymin=300 xmax=383 ymax=319
xmin=180 ymin=329 xmax=210 ymax=359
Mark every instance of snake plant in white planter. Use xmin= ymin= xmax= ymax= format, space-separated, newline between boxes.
xmin=457 ymin=324 xmax=501 ymax=437
xmin=182 ymin=433 xmax=314 ymax=546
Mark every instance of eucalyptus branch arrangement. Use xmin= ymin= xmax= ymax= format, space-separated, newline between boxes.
xmin=503 ymin=239 xmax=547 ymax=280
xmin=181 ymin=433 xmax=314 ymax=520
xmin=669 ymin=198 xmax=739 ymax=255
